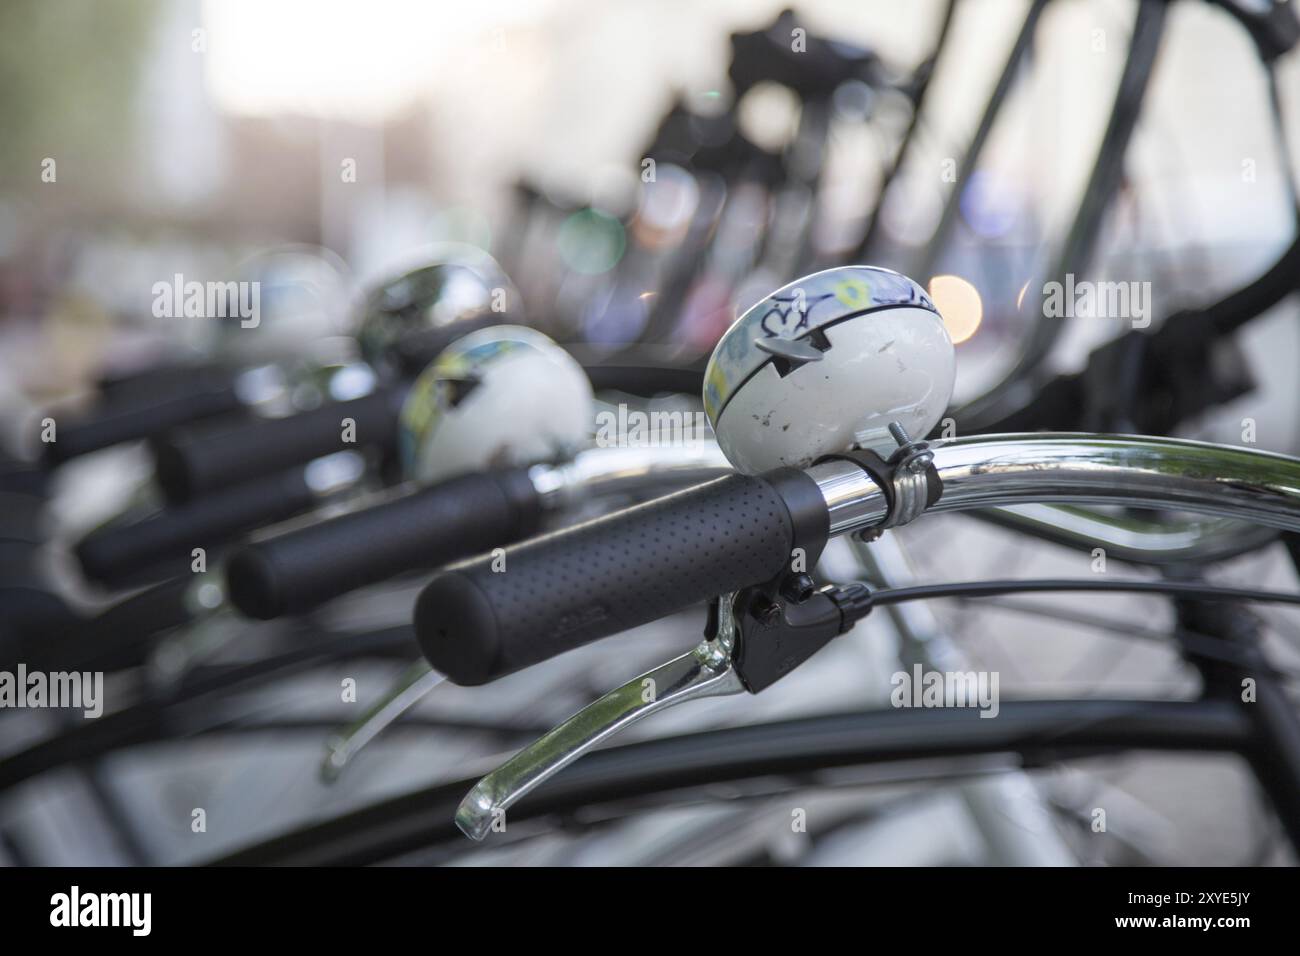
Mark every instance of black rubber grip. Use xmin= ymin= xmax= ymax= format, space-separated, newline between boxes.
xmin=97 ymin=361 xmax=215 ymax=402
xmin=582 ymin=363 xmax=704 ymax=397
xmin=415 ymin=471 xmax=811 ymax=685
xmin=153 ymin=387 xmax=401 ymax=503
xmin=0 ymin=466 xmax=49 ymax=499
xmin=67 ymin=576 xmax=198 ymax=670
xmin=42 ymin=373 xmax=243 ymax=465
xmin=0 ymin=587 xmax=79 ymax=664
xmin=563 ymin=344 xmax=707 ymax=398
xmin=87 ymin=575 xmax=195 ymax=642
xmin=0 ymin=539 xmax=47 ymax=589
xmin=75 ymin=468 xmax=318 ymax=588
xmin=0 ymin=491 xmax=48 ymax=543
xmin=9 ymin=576 xmax=199 ymax=673
xmin=226 ymin=467 xmax=543 ymax=620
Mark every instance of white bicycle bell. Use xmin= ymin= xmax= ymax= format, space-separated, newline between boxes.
xmin=703 ymin=266 xmax=955 ymax=474
xmin=398 ymin=325 xmax=593 ymax=484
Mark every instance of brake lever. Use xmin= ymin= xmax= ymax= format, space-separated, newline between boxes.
xmin=455 ymin=593 xmax=746 ymax=840
xmin=455 ymin=582 xmax=874 ymax=840
xmin=321 ymin=660 xmax=445 ymax=782
xmin=147 ymin=573 xmax=239 ymax=688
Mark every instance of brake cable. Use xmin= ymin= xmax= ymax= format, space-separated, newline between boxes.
xmin=870 ymin=577 xmax=1300 ymax=608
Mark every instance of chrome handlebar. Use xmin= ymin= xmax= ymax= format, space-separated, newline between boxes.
xmin=810 ymin=433 xmax=1300 ymax=537
xmin=452 ymin=431 xmax=1300 ymax=840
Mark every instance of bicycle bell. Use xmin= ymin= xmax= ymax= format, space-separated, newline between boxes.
xmin=398 ymin=325 xmax=594 ymax=484
xmin=357 ymin=244 xmax=521 ymax=380
xmin=703 ymin=265 xmax=955 ymax=474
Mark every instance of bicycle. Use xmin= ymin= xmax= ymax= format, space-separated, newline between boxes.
xmin=197 ymin=263 xmax=1300 ymax=864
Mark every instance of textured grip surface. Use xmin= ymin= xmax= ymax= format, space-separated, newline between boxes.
xmin=415 ymin=473 xmax=797 ymax=685
xmin=153 ymin=388 xmax=400 ymax=502
xmin=75 ymin=469 xmax=317 ymax=587
xmin=226 ymin=467 xmax=542 ymax=619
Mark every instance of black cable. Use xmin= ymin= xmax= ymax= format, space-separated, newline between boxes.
xmin=211 ymin=715 xmax=552 ymax=739
xmin=957 ymin=593 xmax=1300 ymax=682
xmin=870 ymin=577 xmax=1300 ymax=609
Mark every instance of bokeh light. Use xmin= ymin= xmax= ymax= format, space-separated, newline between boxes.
xmin=556 ymin=209 xmax=626 ymax=276
xmin=928 ymin=274 xmax=983 ymax=344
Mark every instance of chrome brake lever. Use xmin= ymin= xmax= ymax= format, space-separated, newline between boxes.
xmin=321 ymin=660 xmax=445 ymax=782
xmin=455 ymin=593 xmax=747 ymax=841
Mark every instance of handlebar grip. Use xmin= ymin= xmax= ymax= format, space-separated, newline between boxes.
xmin=225 ymin=467 xmax=543 ymax=619
xmin=97 ymin=361 xmax=213 ymax=401
xmin=153 ymin=387 xmax=401 ymax=502
xmin=74 ymin=575 xmax=205 ymax=672
xmin=415 ymin=470 xmax=819 ymax=685
xmin=86 ymin=575 xmax=195 ymax=643
xmin=15 ymin=576 xmax=198 ymax=673
xmin=582 ymin=363 xmax=704 ymax=397
xmin=42 ymin=376 xmax=243 ymax=465
xmin=0 ymin=587 xmax=79 ymax=664
xmin=75 ymin=468 xmax=318 ymax=587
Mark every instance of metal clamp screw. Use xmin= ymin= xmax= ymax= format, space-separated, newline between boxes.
xmin=887 ymin=421 xmax=934 ymax=473
xmin=877 ymin=422 xmax=936 ymax=528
